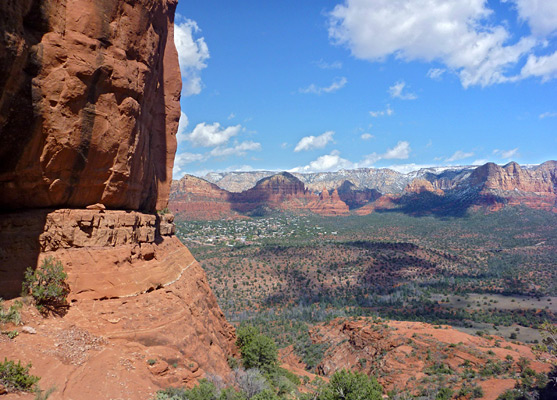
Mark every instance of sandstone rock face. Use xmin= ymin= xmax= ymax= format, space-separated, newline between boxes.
xmin=0 ymin=0 xmax=181 ymax=212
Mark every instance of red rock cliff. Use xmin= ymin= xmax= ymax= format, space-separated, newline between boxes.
xmin=0 ymin=0 xmax=180 ymax=212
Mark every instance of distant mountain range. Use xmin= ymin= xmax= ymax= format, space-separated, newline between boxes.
xmin=170 ymin=161 xmax=557 ymax=219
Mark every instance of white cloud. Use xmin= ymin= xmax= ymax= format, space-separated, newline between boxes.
xmin=290 ymin=150 xmax=353 ymax=173
xmin=509 ymin=0 xmax=557 ymax=37
xmin=389 ymin=81 xmax=417 ymax=100
xmin=228 ymin=113 xmax=236 ymax=120
xmin=540 ymin=111 xmax=557 ymax=118
xmin=291 ymin=141 xmax=412 ymax=172
xmin=176 ymin=111 xmax=189 ymax=144
xmin=174 ymin=20 xmax=210 ymax=96
xmin=361 ymin=133 xmax=374 ymax=140
xmin=210 ymin=141 xmax=261 ymax=157
xmin=427 ymin=68 xmax=446 ymax=80
xmin=446 ymin=150 xmax=475 ymax=162
xmin=315 ymin=59 xmax=343 ymax=69
xmin=472 ymin=159 xmax=489 ymax=165
xmin=173 ymin=152 xmax=206 ymax=179
xmin=300 ymin=77 xmax=348 ymax=94
xmin=328 ymin=0 xmax=542 ymax=87
xmin=520 ymin=51 xmax=557 ymax=81
xmin=186 ymin=122 xmax=241 ymax=147
xmin=382 ymin=141 xmax=411 ymax=160
xmin=493 ymin=148 xmax=519 ymax=159
xmin=294 ymin=131 xmax=335 ymax=152
xmin=369 ymin=105 xmax=394 ymax=117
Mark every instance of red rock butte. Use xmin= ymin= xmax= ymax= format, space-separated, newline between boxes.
xmin=0 ymin=1 xmax=236 ymax=398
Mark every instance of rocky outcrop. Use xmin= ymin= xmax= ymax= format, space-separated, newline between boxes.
xmin=0 ymin=209 xmax=237 ymax=398
xmin=170 ymin=175 xmax=236 ymax=220
xmin=404 ymin=179 xmax=444 ymax=195
xmin=0 ymin=0 xmax=181 ymax=212
xmin=234 ymin=172 xmax=317 ymax=212
xmin=310 ymin=318 xmax=552 ymax=398
xmin=308 ymin=188 xmax=349 ymax=216
xmin=0 ymin=1 xmax=239 ymax=397
xmin=170 ymin=173 xmax=354 ymax=219
xmin=337 ymin=180 xmax=382 ymax=209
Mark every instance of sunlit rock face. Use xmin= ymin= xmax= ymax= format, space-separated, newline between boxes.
xmin=0 ymin=0 xmax=181 ymax=212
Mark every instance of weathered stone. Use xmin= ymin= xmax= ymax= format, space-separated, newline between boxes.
xmin=0 ymin=0 xmax=181 ymax=212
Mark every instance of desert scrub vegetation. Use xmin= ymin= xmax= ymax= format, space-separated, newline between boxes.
xmin=153 ymin=369 xmax=383 ymax=400
xmin=0 ymin=358 xmax=40 ymax=393
xmin=0 ymin=299 xmax=22 ymax=325
xmin=22 ymin=257 xmax=69 ymax=315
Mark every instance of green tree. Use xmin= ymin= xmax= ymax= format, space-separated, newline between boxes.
xmin=236 ymin=325 xmax=278 ymax=374
xmin=317 ymin=369 xmax=382 ymax=400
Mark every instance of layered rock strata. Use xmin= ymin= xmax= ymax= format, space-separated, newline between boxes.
xmin=0 ymin=210 xmax=237 ymax=398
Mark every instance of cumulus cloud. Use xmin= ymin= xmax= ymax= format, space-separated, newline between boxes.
xmin=493 ymin=148 xmax=519 ymax=159
xmin=175 ymin=20 xmax=210 ymax=96
xmin=387 ymin=163 xmax=436 ymax=174
xmin=369 ymin=105 xmax=394 ymax=117
xmin=446 ymin=150 xmax=475 ymax=162
xmin=210 ymin=141 xmax=262 ymax=157
xmin=361 ymin=133 xmax=374 ymax=140
xmin=186 ymin=122 xmax=241 ymax=147
xmin=290 ymin=150 xmax=353 ymax=173
xmin=300 ymin=77 xmax=348 ymax=94
xmin=173 ymin=152 xmax=206 ymax=179
xmin=389 ymin=81 xmax=417 ymax=100
xmin=520 ymin=51 xmax=557 ymax=81
xmin=382 ymin=141 xmax=411 ymax=160
xmin=327 ymin=0 xmax=556 ymax=87
xmin=294 ymin=131 xmax=335 ymax=152
xmin=291 ymin=141 xmax=412 ymax=173
xmin=508 ymin=0 xmax=557 ymax=37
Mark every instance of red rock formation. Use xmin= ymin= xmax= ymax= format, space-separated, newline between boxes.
xmin=0 ymin=0 xmax=181 ymax=212
xmin=235 ymin=172 xmax=317 ymax=212
xmin=337 ymin=180 xmax=382 ymax=209
xmin=404 ymin=178 xmax=444 ymax=195
xmin=309 ymin=318 xmax=552 ymax=398
xmin=0 ymin=209 xmax=237 ymax=398
xmin=169 ymin=172 xmax=353 ymax=219
xmin=0 ymin=1 xmax=238 ymax=397
xmin=308 ymin=188 xmax=350 ymax=216
xmin=466 ymin=161 xmax=557 ymax=211
xmin=170 ymin=175 xmax=237 ymax=220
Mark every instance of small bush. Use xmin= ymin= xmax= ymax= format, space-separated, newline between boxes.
xmin=22 ymin=257 xmax=69 ymax=314
xmin=0 ymin=299 xmax=22 ymax=325
xmin=0 ymin=358 xmax=40 ymax=392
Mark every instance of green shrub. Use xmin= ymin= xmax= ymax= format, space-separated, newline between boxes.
xmin=0 ymin=358 xmax=40 ymax=392
xmin=316 ymin=369 xmax=382 ymax=400
xmin=22 ymin=257 xmax=69 ymax=314
xmin=0 ymin=299 xmax=22 ymax=325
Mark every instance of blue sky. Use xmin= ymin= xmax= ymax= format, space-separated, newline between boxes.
xmin=172 ymin=0 xmax=557 ymax=179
